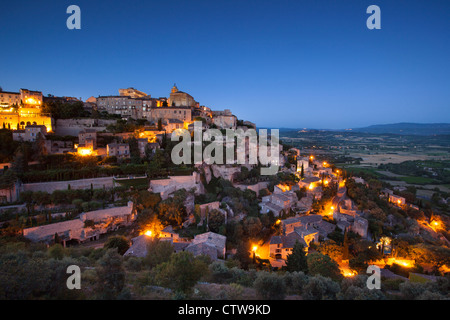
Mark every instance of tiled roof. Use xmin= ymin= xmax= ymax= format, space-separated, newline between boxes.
xmin=82 ymin=204 xmax=133 ymax=222
xmin=298 ymin=214 xmax=322 ymax=224
xmin=270 ymin=235 xmax=283 ymax=245
xmin=282 ymin=232 xmax=307 ymax=248
xmin=124 ymin=235 xmax=152 ymax=257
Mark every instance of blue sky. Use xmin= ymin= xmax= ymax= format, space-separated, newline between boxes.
xmin=0 ymin=0 xmax=449 ymax=129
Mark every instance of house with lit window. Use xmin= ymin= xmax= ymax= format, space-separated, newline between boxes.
xmin=389 ymin=194 xmax=406 ymax=206
xmin=12 ymin=124 xmax=47 ymax=142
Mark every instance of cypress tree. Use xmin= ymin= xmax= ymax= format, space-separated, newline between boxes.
xmin=342 ymin=231 xmax=349 ymax=260
xmin=286 ymin=241 xmax=308 ymax=273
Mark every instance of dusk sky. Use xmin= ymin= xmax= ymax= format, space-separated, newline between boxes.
xmin=1 ymin=0 xmax=449 ymax=129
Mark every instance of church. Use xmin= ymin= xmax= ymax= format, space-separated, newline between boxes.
xmin=168 ymin=84 xmax=197 ymax=107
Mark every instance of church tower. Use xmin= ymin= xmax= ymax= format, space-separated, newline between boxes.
xmin=171 ymin=84 xmax=178 ymax=94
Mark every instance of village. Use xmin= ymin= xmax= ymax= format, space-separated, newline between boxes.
xmin=0 ymin=85 xmax=449 ymax=300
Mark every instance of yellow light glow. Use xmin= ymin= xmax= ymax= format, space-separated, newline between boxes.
xmin=277 ymin=183 xmax=291 ymax=192
xmin=440 ymin=265 xmax=450 ymax=274
xmin=252 ymin=246 xmax=258 ymax=252
xmin=342 ymin=270 xmax=355 ymax=277
xmin=77 ymin=147 xmax=93 ymax=156
xmin=386 ymin=258 xmax=414 ymax=268
xmin=429 ymin=219 xmax=444 ymax=232
xmin=309 ymin=184 xmax=314 ymax=190
xmin=276 ymin=219 xmax=281 ymax=225
xmin=331 ymin=206 xmax=335 ymax=210
xmin=144 ymin=230 xmax=152 ymax=237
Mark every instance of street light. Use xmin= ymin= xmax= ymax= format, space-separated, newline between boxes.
xmin=252 ymin=245 xmax=258 ymax=263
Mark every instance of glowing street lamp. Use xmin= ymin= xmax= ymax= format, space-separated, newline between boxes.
xmin=252 ymin=245 xmax=258 ymax=263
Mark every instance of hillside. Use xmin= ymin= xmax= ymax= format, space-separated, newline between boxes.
xmin=351 ymin=123 xmax=450 ymax=135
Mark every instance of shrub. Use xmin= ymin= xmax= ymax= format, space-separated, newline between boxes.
xmin=48 ymin=244 xmax=65 ymax=260
xmin=254 ymin=272 xmax=286 ymax=300
xmin=124 ymin=256 xmax=143 ymax=272
xmin=282 ymin=271 xmax=309 ymax=295
xmin=104 ymin=236 xmax=130 ymax=255
xmin=302 ymin=275 xmax=340 ymax=300
xmin=209 ymin=261 xmax=233 ymax=283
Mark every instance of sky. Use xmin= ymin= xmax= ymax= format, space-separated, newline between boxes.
xmin=0 ymin=0 xmax=449 ymax=129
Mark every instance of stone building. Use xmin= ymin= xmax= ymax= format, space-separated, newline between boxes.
xmin=23 ymin=202 xmax=135 ymax=246
xmin=211 ymin=109 xmax=237 ymax=129
xmin=150 ymin=106 xmax=192 ymax=123
xmin=119 ymin=87 xmax=149 ymax=99
xmin=0 ymin=89 xmax=52 ymax=132
xmin=1 ymin=88 xmax=44 ymax=107
xmin=97 ymin=95 xmax=143 ymax=118
xmin=107 ymin=143 xmax=130 ymax=159
xmin=12 ymin=124 xmax=47 ymax=142
xmin=389 ymin=194 xmax=406 ymax=206
xmin=149 ymin=172 xmax=205 ymax=200
xmin=0 ymin=91 xmax=21 ymax=106
xmin=78 ymin=129 xmax=97 ymax=148
xmin=269 ymin=232 xmax=307 ymax=260
xmin=168 ymin=84 xmax=196 ymax=107
xmin=185 ymin=232 xmax=227 ymax=260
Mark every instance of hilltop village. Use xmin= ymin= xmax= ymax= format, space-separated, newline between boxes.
xmin=0 ymin=85 xmax=449 ymax=300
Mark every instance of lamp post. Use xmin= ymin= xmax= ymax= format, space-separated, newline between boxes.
xmin=252 ymin=246 xmax=257 ymax=264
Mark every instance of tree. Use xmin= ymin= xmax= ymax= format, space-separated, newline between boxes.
xmin=0 ymin=169 xmax=17 ymax=202
xmin=338 ymin=275 xmax=386 ymax=300
xmin=318 ymin=240 xmax=343 ymax=263
xmin=208 ymin=209 xmax=225 ymax=233
xmin=136 ymin=191 xmax=161 ymax=211
xmin=254 ymin=272 xmax=286 ymax=300
xmin=155 ymin=251 xmax=209 ymax=293
xmin=157 ymin=196 xmax=186 ymax=226
xmin=144 ymin=238 xmax=174 ymax=268
xmin=342 ymin=231 xmax=350 ymax=260
xmin=243 ymin=216 xmax=262 ymax=239
xmin=95 ymin=249 xmax=126 ymax=299
xmin=104 ymin=236 xmax=130 ymax=255
xmin=157 ymin=118 xmax=163 ymax=131
xmin=286 ymin=241 xmax=308 ymax=273
xmin=20 ymin=190 xmax=34 ymax=215
xmin=12 ymin=147 xmax=28 ymax=175
xmin=302 ymin=275 xmax=341 ymax=300
xmin=48 ymin=244 xmax=65 ymax=260
xmin=307 ymin=252 xmax=342 ymax=281
xmin=233 ymin=241 xmax=253 ymax=270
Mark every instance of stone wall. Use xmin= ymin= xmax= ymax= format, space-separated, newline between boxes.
xmin=22 ymin=176 xmax=114 ymax=193
xmin=55 ymin=119 xmax=117 ymax=136
xmin=234 ymin=181 xmax=268 ymax=194
xmin=149 ymin=172 xmax=205 ymax=200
